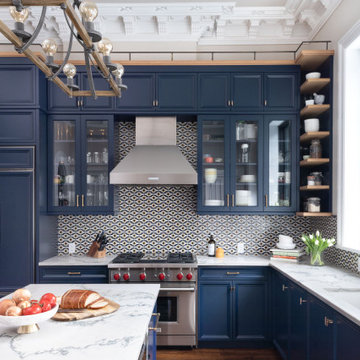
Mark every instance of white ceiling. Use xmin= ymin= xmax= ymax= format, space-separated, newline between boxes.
xmin=0 ymin=0 xmax=342 ymax=51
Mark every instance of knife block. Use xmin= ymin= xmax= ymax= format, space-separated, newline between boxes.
xmin=87 ymin=241 xmax=106 ymax=258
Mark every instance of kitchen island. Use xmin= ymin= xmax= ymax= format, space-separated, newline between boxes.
xmin=0 ymin=284 xmax=159 ymax=360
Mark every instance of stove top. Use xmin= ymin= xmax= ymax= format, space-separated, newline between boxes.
xmin=111 ymin=251 xmax=196 ymax=264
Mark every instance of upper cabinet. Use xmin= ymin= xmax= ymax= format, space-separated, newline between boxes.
xmin=198 ymin=71 xmax=298 ymax=112
xmin=48 ymin=114 xmax=114 ymax=215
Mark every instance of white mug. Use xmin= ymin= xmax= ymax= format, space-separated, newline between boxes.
xmin=205 ymin=168 xmax=217 ymax=184
xmin=65 ymin=175 xmax=74 ymax=184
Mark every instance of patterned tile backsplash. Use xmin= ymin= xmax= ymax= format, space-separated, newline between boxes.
xmin=57 ymin=121 xmax=358 ymax=274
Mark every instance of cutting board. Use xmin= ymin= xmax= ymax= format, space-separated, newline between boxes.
xmin=52 ymin=298 xmax=120 ymax=321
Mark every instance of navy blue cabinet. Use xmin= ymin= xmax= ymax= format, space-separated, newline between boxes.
xmin=198 ymin=267 xmax=270 ymax=347
xmin=39 ymin=266 xmax=108 ymax=283
xmin=198 ymin=114 xmax=297 ymax=214
xmin=232 ymin=74 xmax=263 ymax=111
xmin=336 ymin=313 xmax=360 ymax=360
xmin=0 ymin=147 xmax=34 ymax=293
xmin=147 ymin=309 xmax=158 ymax=360
xmin=48 ymin=114 xmax=114 ymax=214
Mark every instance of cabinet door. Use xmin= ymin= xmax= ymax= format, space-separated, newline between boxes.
xmin=0 ymin=171 xmax=33 ymax=292
xmin=273 ymin=272 xmax=290 ymax=359
xmin=48 ymin=74 xmax=80 ymax=112
xmin=264 ymin=115 xmax=296 ymax=212
xmin=232 ymin=74 xmax=263 ymax=111
xmin=264 ymin=74 xmax=297 ymax=111
xmin=308 ymin=296 xmax=335 ymax=360
xmin=81 ymin=115 xmax=114 ymax=213
xmin=81 ymin=73 xmax=114 ymax=110
xmin=157 ymin=73 xmax=197 ymax=111
xmin=198 ymin=73 xmax=230 ymax=111
xmin=336 ymin=314 xmax=360 ymax=360
xmin=147 ymin=309 xmax=158 ymax=360
xmin=234 ymin=282 xmax=268 ymax=342
xmin=48 ymin=115 xmax=81 ymax=213
xmin=231 ymin=116 xmax=263 ymax=212
xmin=289 ymin=285 xmax=308 ymax=360
xmin=197 ymin=115 xmax=230 ymax=213
xmin=198 ymin=282 xmax=232 ymax=341
xmin=116 ymin=73 xmax=155 ymax=110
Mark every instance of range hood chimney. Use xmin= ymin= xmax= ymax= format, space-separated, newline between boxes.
xmin=109 ymin=117 xmax=197 ymax=185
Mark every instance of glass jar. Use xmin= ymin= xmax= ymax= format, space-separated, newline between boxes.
xmin=307 ymin=175 xmax=315 ymax=186
xmin=241 ymin=143 xmax=249 ymax=163
xmin=307 ymin=197 xmax=321 ymax=212
xmin=236 ymin=122 xmax=245 ymax=140
xmin=310 ymin=139 xmax=322 ymax=158
xmin=94 ymin=152 xmax=100 ymax=164
xmin=310 ymin=172 xmax=323 ymax=185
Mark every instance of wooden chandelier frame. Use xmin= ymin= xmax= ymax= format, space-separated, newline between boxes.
xmin=0 ymin=0 xmax=121 ymax=97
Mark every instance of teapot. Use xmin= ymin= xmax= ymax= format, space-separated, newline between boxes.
xmin=313 ymin=93 xmax=325 ymax=105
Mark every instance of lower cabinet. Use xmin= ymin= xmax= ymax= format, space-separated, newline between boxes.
xmin=198 ymin=267 xmax=270 ymax=347
xmin=336 ymin=313 xmax=360 ymax=360
xmin=39 ymin=266 xmax=108 ymax=283
xmin=147 ymin=309 xmax=158 ymax=360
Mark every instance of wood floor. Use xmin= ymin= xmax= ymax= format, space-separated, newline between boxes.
xmin=157 ymin=348 xmax=282 ymax=360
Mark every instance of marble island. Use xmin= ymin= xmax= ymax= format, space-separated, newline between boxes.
xmin=0 ymin=284 xmax=159 ymax=360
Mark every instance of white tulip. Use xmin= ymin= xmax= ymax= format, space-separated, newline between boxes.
xmin=302 ymin=236 xmax=306 ymax=242
xmin=316 ymin=230 xmax=320 ymax=237
xmin=315 ymin=239 xmax=319 ymax=245
xmin=310 ymin=234 xmax=314 ymax=239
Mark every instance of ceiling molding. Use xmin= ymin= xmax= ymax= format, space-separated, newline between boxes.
xmin=0 ymin=0 xmax=342 ymax=48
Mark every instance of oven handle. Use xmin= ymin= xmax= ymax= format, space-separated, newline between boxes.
xmin=159 ymin=288 xmax=195 ymax=292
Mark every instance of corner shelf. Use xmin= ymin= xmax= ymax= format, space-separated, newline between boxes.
xmin=300 ymin=185 xmax=330 ymax=191
xmin=295 ymin=50 xmax=335 ymax=71
xmin=296 ymin=212 xmax=332 ymax=217
xmin=300 ymin=78 xmax=331 ymax=94
xmin=300 ymin=158 xmax=330 ymax=167
xmin=300 ymin=104 xmax=330 ymax=118
xmin=300 ymin=131 xmax=330 ymax=143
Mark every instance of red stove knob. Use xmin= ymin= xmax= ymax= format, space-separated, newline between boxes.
xmin=186 ymin=273 xmax=193 ymax=280
xmin=158 ymin=273 xmax=165 ymax=281
xmin=140 ymin=273 xmax=146 ymax=281
xmin=123 ymin=273 xmax=130 ymax=281
xmin=113 ymin=273 xmax=120 ymax=281
xmin=177 ymin=272 xmax=183 ymax=280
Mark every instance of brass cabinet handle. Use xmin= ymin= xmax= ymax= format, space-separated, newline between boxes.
xmin=76 ymin=195 xmax=79 ymax=207
xmin=227 ymin=100 xmax=231 ymax=107
xmin=299 ymin=297 xmax=307 ymax=305
xmin=152 ymin=100 xmax=156 ymax=107
xmin=265 ymin=194 xmax=268 ymax=207
xmin=324 ymin=316 xmax=334 ymax=327
xmin=282 ymin=284 xmax=288 ymax=292
xmin=149 ymin=312 xmax=161 ymax=333
xmin=264 ymin=99 xmax=267 ymax=106
xmin=155 ymin=100 xmax=159 ymax=107
xmin=231 ymin=100 xmax=234 ymax=107
xmin=67 ymin=272 xmax=81 ymax=275
xmin=227 ymin=194 xmax=230 ymax=207
xmin=232 ymin=194 xmax=235 ymax=207
xmin=227 ymin=272 xmax=240 ymax=275
xmin=81 ymin=194 xmax=84 ymax=207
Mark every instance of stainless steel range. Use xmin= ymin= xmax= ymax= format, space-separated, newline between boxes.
xmin=108 ymin=251 xmax=197 ymax=346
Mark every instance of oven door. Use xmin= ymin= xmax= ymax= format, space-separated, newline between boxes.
xmin=157 ymin=284 xmax=196 ymax=344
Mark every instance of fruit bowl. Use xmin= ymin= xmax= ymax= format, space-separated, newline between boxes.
xmin=0 ymin=304 xmax=59 ymax=334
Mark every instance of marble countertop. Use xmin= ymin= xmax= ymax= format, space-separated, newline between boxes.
xmin=197 ymin=255 xmax=270 ymax=266
xmin=38 ymin=255 xmax=116 ymax=266
xmin=0 ymin=284 xmax=159 ymax=360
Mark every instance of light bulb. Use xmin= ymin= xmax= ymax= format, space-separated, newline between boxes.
xmin=63 ymin=63 xmax=77 ymax=79
xmin=112 ymin=64 xmax=124 ymax=79
xmin=98 ymin=38 xmax=113 ymax=56
xmin=79 ymin=1 xmax=98 ymax=22
xmin=9 ymin=6 xmax=29 ymax=23
xmin=41 ymin=39 xmax=57 ymax=57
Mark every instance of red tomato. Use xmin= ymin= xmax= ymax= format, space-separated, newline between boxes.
xmin=40 ymin=293 xmax=57 ymax=308
xmin=30 ymin=299 xmax=38 ymax=304
xmin=22 ymin=303 xmax=42 ymax=316
xmin=40 ymin=301 xmax=52 ymax=313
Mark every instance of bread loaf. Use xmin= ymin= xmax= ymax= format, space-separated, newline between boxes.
xmin=60 ymin=290 xmax=108 ymax=310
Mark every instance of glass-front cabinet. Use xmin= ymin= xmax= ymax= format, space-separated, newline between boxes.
xmin=198 ymin=114 xmax=296 ymax=214
xmin=48 ymin=114 xmax=114 ymax=214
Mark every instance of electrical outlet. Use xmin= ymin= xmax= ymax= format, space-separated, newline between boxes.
xmin=357 ymin=257 xmax=360 ymax=272
xmin=237 ymin=242 xmax=245 ymax=254
xmin=69 ymin=243 xmax=76 ymax=254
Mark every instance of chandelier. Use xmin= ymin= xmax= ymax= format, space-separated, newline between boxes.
xmin=0 ymin=0 xmax=127 ymax=99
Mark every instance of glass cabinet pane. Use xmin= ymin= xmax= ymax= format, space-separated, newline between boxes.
xmin=85 ymin=120 xmax=109 ymax=207
xmin=52 ymin=120 xmax=76 ymax=207
xmin=202 ymin=121 xmax=226 ymax=207
xmin=268 ymin=120 xmax=292 ymax=207
xmin=235 ymin=120 xmax=258 ymax=207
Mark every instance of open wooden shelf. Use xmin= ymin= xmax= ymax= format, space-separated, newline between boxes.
xmin=300 ymin=78 xmax=331 ymax=94
xmin=296 ymin=212 xmax=332 ymax=217
xmin=295 ymin=50 xmax=335 ymax=71
xmin=300 ymin=185 xmax=330 ymax=191
xmin=300 ymin=131 xmax=330 ymax=143
xmin=300 ymin=158 xmax=330 ymax=167
xmin=300 ymin=104 xmax=330 ymax=118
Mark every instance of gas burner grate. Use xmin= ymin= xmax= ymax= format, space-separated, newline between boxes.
xmin=112 ymin=252 xmax=144 ymax=263
xmin=167 ymin=252 xmax=195 ymax=263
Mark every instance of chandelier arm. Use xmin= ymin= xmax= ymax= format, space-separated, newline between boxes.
xmin=63 ymin=3 xmax=87 ymax=50
xmin=11 ymin=0 xmax=24 ymax=12
xmin=16 ymin=5 xmax=46 ymax=53
xmin=84 ymin=48 xmax=96 ymax=99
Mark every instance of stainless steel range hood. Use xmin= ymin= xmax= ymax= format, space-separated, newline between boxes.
xmin=109 ymin=117 xmax=197 ymax=185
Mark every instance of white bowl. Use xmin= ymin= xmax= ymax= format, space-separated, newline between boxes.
xmin=279 ymin=234 xmax=294 ymax=243
xmin=240 ymin=175 xmax=256 ymax=183
xmin=306 ymin=72 xmax=321 ymax=80
xmin=304 ymin=118 xmax=320 ymax=133
xmin=276 ymin=242 xmax=296 ymax=250
xmin=0 ymin=304 xmax=59 ymax=334
xmin=205 ymin=168 xmax=217 ymax=184
xmin=305 ymin=99 xmax=314 ymax=106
